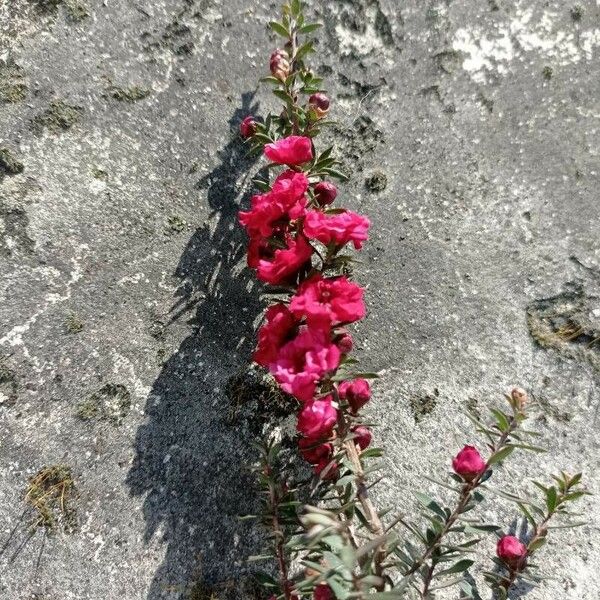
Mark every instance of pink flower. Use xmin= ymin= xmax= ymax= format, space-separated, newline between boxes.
xmin=271 ymin=169 xmax=310 ymax=198
xmin=239 ymin=170 xmax=309 ymax=238
xmin=253 ymin=304 xmax=297 ymax=366
xmin=299 ymin=438 xmax=333 ymax=464
xmin=270 ymin=329 xmax=340 ymax=401
xmin=313 ymin=585 xmax=334 ymax=600
xmin=264 ymin=136 xmax=313 ymax=165
xmin=297 ymin=397 xmax=338 ymax=438
xmin=240 ymin=116 xmax=257 ymax=138
xmin=313 ymin=181 xmax=337 ymax=205
xmin=452 ymin=446 xmax=486 ymax=482
xmin=303 ymin=209 xmax=370 ymax=249
xmin=338 ymin=379 xmax=371 ymax=413
xmin=256 ymin=235 xmax=314 ymax=285
xmin=497 ymin=535 xmax=527 ymax=568
xmin=289 ymin=274 xmax=365 ymax=326
xmin=351 ymin=425 xmax=372 ymax=450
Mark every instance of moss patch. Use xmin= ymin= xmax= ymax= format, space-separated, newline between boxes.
xmin=225 ymin=364 xmax=296 ymax=431
xmin=0 ymin=148 xmax=24 ymax=176
xmin=165 ymin=215 xmax=187 ymax=234
xmin=410 ymin=389 xmax=439 ymax=423
xmin=109 ymin=85 xmax=151 ymax=103
xmin=24 ymin=465 xmax=77 ymax=533
xmin=31 ymin=100 xmax=83 ymax=134
xmin=77 ymin=383 xmax=131 ymax=424
xmin=28 ymin=0 xmax=88 ymax=21
xmin=0 ymin=59 xmax=27 ymax=103
xmin=570 ymin=5 xmax=584 ymax=21
xmin=64 ymin=312 xmax=84 ymax=333
xmin=527 ymin=282 xmax=600 ymax=372
xmin=365 ymin=170 xmax=388 ymax=192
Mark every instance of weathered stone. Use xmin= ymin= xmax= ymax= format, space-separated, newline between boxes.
xmin=0 ymin=1 xmax=598 ymax=599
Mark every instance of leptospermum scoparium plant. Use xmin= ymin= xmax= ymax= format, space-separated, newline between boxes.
xmin=236 ymin=3 xmax=589 ymax=599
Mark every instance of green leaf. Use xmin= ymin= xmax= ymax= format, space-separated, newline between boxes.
xmin=269 ymin=21 xmax=290 ymax=37
xmin=517 ymin=502 xmax=537 ymax=527
xmin=298 ymin=23 xmax=322 ymax=34
xmin=487 ymin=445 xmax=514 ymax=465
xmin=247 ymin=554 xmax=274 ymax=562
xmin=290 ymin=0 xmax=301 ymax=16
xmin=360 ymin=447 xmax=384 ymax=458
xmin=463 ymin=523 xmax=500 ymax=533
xmin=563 ymin=491 xmax=588 ymax=502
xmin=490 ymin=408 xmax=510 ymax=432
xmin=528 ymin=537 xmax=547 ymax=553
xmin=546 ymin=486 xmax=558 ymax=513
xmin=295 ymin=41 xmax=314 ymax=61
xmin=254 ymin=571 xmax=279 ymax=588
xmin=436 ymin=559 xmax=475 ymax=577
xmin=414 ymin=492 xmax=447 ymax=520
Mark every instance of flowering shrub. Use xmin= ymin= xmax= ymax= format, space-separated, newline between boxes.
xmin=237 ymin=3 xmax=589 ymax=599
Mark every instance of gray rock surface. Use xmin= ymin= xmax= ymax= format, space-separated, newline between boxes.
xmin=1 ymin=0 xmax=599 ymax=598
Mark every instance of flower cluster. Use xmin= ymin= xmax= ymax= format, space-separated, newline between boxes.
xmin=239 ymin=132 xmax=372 ymax=477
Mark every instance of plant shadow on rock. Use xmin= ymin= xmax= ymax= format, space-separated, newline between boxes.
xmin=127 ymin=92 xmax=274 ymax=600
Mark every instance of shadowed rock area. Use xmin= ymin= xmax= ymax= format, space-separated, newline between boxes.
xmin=1 ymin=0 xmax=599 ymax=598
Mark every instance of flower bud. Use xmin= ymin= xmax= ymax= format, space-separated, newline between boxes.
xmin=313 ymin=584 xmax=334 ymax=600
xmin=351 ymin=425 xmax=372 ymax=450
xmin=511 ymin=387 xmax=528 ymax=411
xmin=298 ymin=438 xmax=333 ymax=465
xmin=270 ymin=49 xmax=290 ymax=81
xmin=338 ymin=379 xmax=371 ymax=413
xmin=309 ymin=92 xmax=330 ymax=118
xmin=336 ymin=330 xmax=353 ymax=354
xmin=496 ymin=535 xmax=527 ymax=569
xmin=239 ymin=115 xmax=257 ymax=138
xmin=314 ymin=181 xmax=338 ymax=206
xmin=452 ymin=445 xmax=486 ymax=482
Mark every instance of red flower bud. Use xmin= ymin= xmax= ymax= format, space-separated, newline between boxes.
xmin=338 ymin=379 xmax=371 ymax=413
xmin=298 ymin=438 xmax=333 ymax=465
xmin=336 ymin=331 xmax=353 ymax=354
xmin=270 ymin=49 xmax=290 ymax=81
xmin=497 ymin=535 xmax=527 ymax=569
xmin=314 ymin=181 xmax=338 ymax=205
xmin=351 ymin=425 xmax=372 ymax=450
xmin=452 ymin=445 xmax=486 ymax=482
xmin=313 ymin=584 xmax=334 ymax=600
xmin=240 ymin=115 xmax=257 ymax=138
xmin=309 ymin=92 xmax=330 ymax=118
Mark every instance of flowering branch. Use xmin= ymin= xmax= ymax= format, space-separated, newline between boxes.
xmin=235 ymin=3 xmax=589 ymax=599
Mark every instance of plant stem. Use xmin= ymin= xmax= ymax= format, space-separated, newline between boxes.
xmin=269 ymin=480 xmax=293 ymax=600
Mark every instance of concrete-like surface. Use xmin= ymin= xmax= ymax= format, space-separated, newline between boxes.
xmin=1 ymin=1 xmax=599 ymax=598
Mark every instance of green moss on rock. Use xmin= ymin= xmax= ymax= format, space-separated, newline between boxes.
xmin=0 ymin=148 xmax=24 ymax=175
xmin=31 ymin=100 xmax=84 ymax=134
xmin=0 ymin=59 xmax=28 ymax=103
xmin=77 ymin=383 xmax=131 ymax=424
xmin=110 ymin=85 xmax=151 ymax=103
